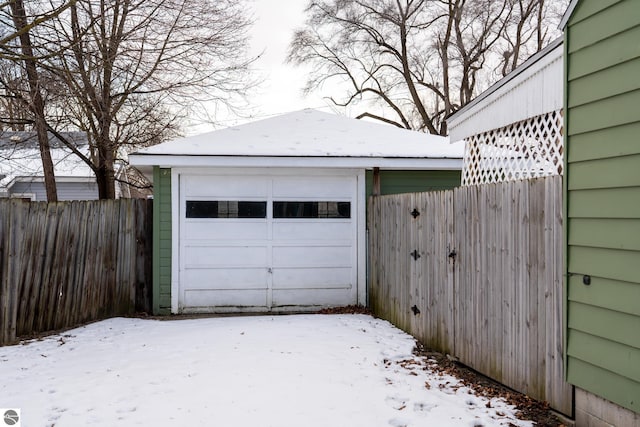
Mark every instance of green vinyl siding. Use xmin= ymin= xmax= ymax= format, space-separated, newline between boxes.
xmin=567 ymin=122 xmax=640 ymax=162
xmin=568 ymin=154 xmax=640 ymax=189
xmin=568 ymin=187 xmax=640 ymax=218
xmin=569 ymin=275 xmax=640 ymax=316
xmin=569 ymin=218 xmax=640 ymax=251
xmin=568 ymin=329 xmax=640 ymax=383
xmin=365 ymin=169 xmax=460 ymax=197
xmin=567 ymin=23 xmax=640 ymax=80
xmin=568 ymin=57 xmax=640 ymax=108
xmin=568 ymin=302 xmax=640 ymax=349
xmin=565 ymin=0 xmax=640 ymax=413
xmin=152 ymin=167 xmax=172 ymax=315
xmin=569 ymin=246 xmax=640 ymax=293
xmin=568 ymin=89 xmax=640 ymax=135
xmin=567 ymin=1 xmax=639 ymax=53
xmin=568 ymin=0 xmax=619 ymax=24
xmin=568 ymin=358 xmax=640 ymax=412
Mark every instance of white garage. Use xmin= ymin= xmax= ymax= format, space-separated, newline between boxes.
xmin=179 ymin=170 xmax=358 ymax=312
xmin=130 ymin=109 xmax=464 ymax=314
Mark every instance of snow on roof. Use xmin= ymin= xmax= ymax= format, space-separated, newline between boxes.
xmin=0 ymin=131 xmax=95 ymax=189
xmin=133 ymin=109 xmax=464 ymax=159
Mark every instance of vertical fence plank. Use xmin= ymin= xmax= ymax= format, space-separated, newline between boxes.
xmin=76 ymin=201 xmax=90 ymax=324
xmin=55 ymin=202 xmax=77 ymax=330
xmin=0 ymin=201 xmax=16 ymax=345
xmin=43 ymin=202 xmax=65 ymax=332
xmin=444 ymin=191 xmax=455 ymax=354
xmin=14 ymin=202 xmax=32 ymax=337
xmin=16 ymin=201 xmax=38 ymax=335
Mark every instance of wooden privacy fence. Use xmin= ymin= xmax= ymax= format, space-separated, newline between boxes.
xmin=368 ymin=175 xmax=573 ymax=416
xmin=0 ymin=199 xmax=152 ymax=346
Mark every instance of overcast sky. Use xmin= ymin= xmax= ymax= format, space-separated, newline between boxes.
xmin=187 ymin=0 xmax=336 ymax=134
xmin=248 ymin=1 xmax=326 ymax=115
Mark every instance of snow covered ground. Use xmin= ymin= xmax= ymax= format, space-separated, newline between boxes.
xmin=0 ymin=315 xmax=533 ymax=427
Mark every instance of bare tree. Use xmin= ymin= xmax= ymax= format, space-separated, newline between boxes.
xmin=1 ymin=0 xmax=255 ymax=199
xmin=0 ymin=0 xmax=75 ymax=201
xmin=5 ymin=0 xmax=71 ymax=202
xmin=289 ymin=0 xmax=567 ymax=135
xmin=0 ymin=62 xmax=29 ymax=130
xmin=38 ymin=0 xmax=256 ymax=199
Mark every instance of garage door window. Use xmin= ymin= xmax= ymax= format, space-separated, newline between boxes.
xmin=273 ymin=201 xmax=350 ymax=219
xmin=186 ymin=201 xmax=267 ymax=218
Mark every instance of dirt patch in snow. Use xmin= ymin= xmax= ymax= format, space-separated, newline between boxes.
xmin=411 ymin=343 xmax=567 ymax=427
xmin=318 ymin=305 xmax=372 ymax=315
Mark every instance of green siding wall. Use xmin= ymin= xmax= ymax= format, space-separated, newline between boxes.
xmin=152 ymin=167 xmax=172 ymax=315
xmin=565 ymin=0 xmax=640 ymax=413
xmin=365 ymin=170 xmax=461 ymax=197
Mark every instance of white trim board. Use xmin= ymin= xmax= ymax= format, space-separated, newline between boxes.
xmin=132 ymin=156 xmax=462 ymax=175
xmin=447 ymin=38 xmax=564 ymax=142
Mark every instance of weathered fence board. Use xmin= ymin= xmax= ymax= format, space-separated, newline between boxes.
xmin=368 ymin=175 xmax=572 ymax=416
xmin=0 ymin=199 xmax=152 ymax=346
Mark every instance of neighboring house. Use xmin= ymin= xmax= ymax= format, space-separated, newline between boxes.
xmin=0 ymin=131 xmax=98 ymax=201
xmin=447 ymin=38 xmax=564 ymax=185
xmin=562 ymin=0 xmax=640 ymax=424
xmin=130 ymin=109 xmax=464 ymax=315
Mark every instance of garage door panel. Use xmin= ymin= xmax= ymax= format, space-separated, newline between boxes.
xmin=272 ymin=176 xmax=354 ymax=198
xmin=184 ymin=245 xmax=268 ymax=268
xmin=184 ymin=268 xmax=267 ymax=290
xmin=183 ymin=289 xmax=267 ymax=308
xmin=183 ymin=175 xmax=268 ymax=198
xmin=272 ymin=245 xmax=352 ymax=268
xmin=272 ymin=221 xmax=351 ymax=240
xmin=179 ymin=172 xmax=358 ymax=312
xmin=183 ymin=221 xmax=268 ymax=240
xmin=272 ymin=267 xmax=351 ymax=289
xmin=272 ymin=288 xmax=353 ymax=307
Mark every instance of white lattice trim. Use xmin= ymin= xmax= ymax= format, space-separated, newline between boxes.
xmin=461 ymin=111 xmax=563 ymax=186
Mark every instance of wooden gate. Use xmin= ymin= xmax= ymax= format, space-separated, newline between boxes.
xmin=368 ymin=190 xmax=455 ymax=354
xmin=368 ymin=176 xmax=572 ymax=416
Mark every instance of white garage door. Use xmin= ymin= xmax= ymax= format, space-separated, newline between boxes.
xmin=179 ymin=171 xmax=358 ymax=312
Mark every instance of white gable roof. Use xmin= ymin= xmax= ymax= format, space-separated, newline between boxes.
xmin=131 ymin=109 xmax=464 ymax=173
xmin=135 ymin=109 xmax=462 ymax=159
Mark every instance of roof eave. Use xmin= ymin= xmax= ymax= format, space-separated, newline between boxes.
xmin=559 ymin=0 xmax=579 ymax=30
xmin=447 ymin=37 xmax=564 ymax=129
xmin=129 ymin=154 xmax=463 ymax=172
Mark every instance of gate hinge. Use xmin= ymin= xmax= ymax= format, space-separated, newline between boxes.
xmin=410 ymin=249 xmax=421 ymax=260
